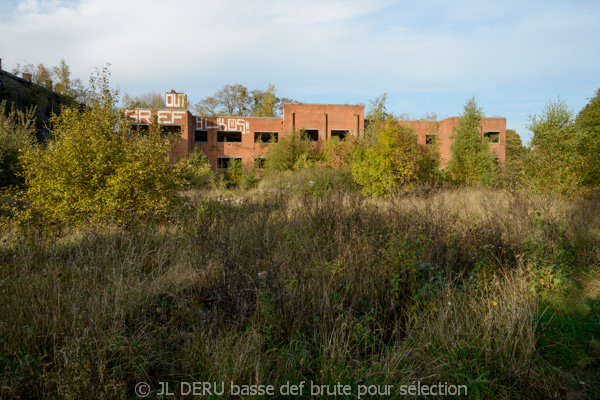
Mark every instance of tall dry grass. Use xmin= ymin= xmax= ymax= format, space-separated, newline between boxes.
xmin=1 ymin=187 xmax=598 ymax=399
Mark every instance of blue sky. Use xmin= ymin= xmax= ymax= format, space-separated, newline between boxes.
xmin=1 ymin=0 xmax=599 ymax=143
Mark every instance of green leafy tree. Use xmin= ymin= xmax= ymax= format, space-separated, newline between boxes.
xmin=364 ymin=93 xmax=389 ymax=145
xmin=19 ymin=66 xmax=180 ymax=228
xmin=498 ymin=129 xmax=529 ymax=188
xmin=447 ymin=97 xmax=497 ymax=186
xmin=0 ymin=100 xmax=36 ymax=188
xmin=251 ymin=84 xmax=278 ymax=117
xmin=524 ymin=98 xmax=583 ymax=197
xmin=505 ymin=129 xmax=527 ymax=163
xmin=193 ymin=83 xmax=296 ymax=117
xmin=575 ymin=88 xmax=600 ymax=186
xmin=351 ymin=115 xmax=418 ymax=197
xmin=366 ymin=93 xmax=389 ymax=124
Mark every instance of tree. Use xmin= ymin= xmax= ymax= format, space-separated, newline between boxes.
xmin=12 ymin=59 xmax=86 ymax=102
xmin=193 ymin=83 xmax=295 ymax=117
xmin=524 ymin=98 xmax=583 ymax=197
xmin=351 ymin=115 xmax=418 ymax=197
xmin=193 ymin=96 xmax=220 ymax=116
xmin=505 ymin=129 xmax=527 ymax=162
xmin=251 ymin=84 xmax=278 ymax=117
xmin=364 ymin=93 xmax=388 ymax=145
xmin=366 ymin=93 xmax=389 ymax=124
xmin=447 ymin=97 xmax=497 ymax=186
xmin=51 ymin=59 xmax=86 ymax=101
xmin=0 ymin=100 xmax=36 ymax=188
xmin=575 ymin=88 xmax=600 ymax=186
xmin=19 ymin=66 xmax=180 ymax=228
xmin=122 ymin=91 xmax=165 ymax=109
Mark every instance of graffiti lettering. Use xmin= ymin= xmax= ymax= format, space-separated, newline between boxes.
xmin=165 ymin=92 xmax=187 ymax=108
xmin=196 ymin=117 xmax=250 ymax=134
xmin=126 ymin=110 xmax=186 ymax=126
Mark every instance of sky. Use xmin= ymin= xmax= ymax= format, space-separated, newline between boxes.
xmin=1 ymin=0 xmax=599 ymax=144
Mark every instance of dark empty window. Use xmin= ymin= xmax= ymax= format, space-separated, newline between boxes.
xmin=132 ymin=124 xmax=149 ymax=134
xmin=426 ymin=133 xmax=437 ymax=145
xmin=330 ymin=130 xmax=349 ymax=140
xmin=217 ymin=157 xmax=242 ymax=169
xmin=217 ymin=131 xmax=242 ymax=142
xmin=485 ymin=131 xmax=500 ymax=143
xmin=301 ymin=129 xmax=319 ymax=141
xmin=254 ymin=132 xmax=279 ymax=143
xmin=195 ymin=130 xmax=208 ymax=142
xmin=162 ymin=125 xmax=181 ymax=135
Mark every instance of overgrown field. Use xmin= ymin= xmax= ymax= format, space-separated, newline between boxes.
xmin=1 ymin=187 xmax=599 ymax=399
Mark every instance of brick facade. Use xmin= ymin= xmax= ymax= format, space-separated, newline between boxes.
xmin=125 ymin=91 xmax=506 ymax=170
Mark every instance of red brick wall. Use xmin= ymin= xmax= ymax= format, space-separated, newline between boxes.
xmin=193 ymin=116 xmax=283 ymax=169
xmin=126 ymin=92 xmax=506 ymax=172
xmin=282 ymin=103 xmax=364 ymax=141
xmin=405 ymin=117 xmax=506 ymax=168
xmin=124 ymin=108 xmax=193 ymax=162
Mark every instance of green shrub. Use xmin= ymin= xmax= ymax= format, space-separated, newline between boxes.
xmin=321 ymin=135 xmax=357 ymax=169
xmin=0 ymin=100 xmax=36 ymax=188
xmin=264 ymin=129 xmax=313 ymax=171
xmin=351 ymin=116 xmax=418 ymax=197
xmin=260 ymin=166 xmax=356 ymax=194
xmin=175 ymin=149 xmax=214 ymax=188
xmin=523 ymin=214 xmax=575 ymax=292
xmin=19 ymin=67 xmax=181 ymax=228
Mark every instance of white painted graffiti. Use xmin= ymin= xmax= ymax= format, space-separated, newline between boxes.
xmin=126 ymin=110 xmax=186 ymax=125
xmin=196 ymin=117 xmax=250 ymax=134
xmin=165 ymin=92 xmax=187 ymax=108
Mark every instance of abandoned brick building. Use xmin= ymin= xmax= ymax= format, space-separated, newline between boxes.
xmin=0 ymin=59 xmax=71 ymax=141
xmin=125 ymin=91 xmax=506 ymax=170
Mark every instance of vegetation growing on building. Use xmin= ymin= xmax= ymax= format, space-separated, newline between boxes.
xmin=1 ymin=65 xmax=600 ymax=399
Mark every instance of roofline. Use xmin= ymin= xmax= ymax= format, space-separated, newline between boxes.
xmin=0 ymin=68 xmax=34 ymax=86
xmin=401 ymin=116 xmax=506 ymax=122
xmin=193 ymin=114 xmax=282 ymax=119
xmin=283 ymin=103 xmax=364 ymax=107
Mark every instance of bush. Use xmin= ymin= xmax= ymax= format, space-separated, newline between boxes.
xmin=260 ymin=166 xmax=357 ymax=194
xmin=0 ymin=100 xmax=36 ymax=188
xmin=320 ymin=135 xmax=357 ymax=169
xmin=351 ymin=115 xmax=418 ymax=197
xmin=264 ymin=129 xmax=313 ymax=171
xmin=175 ymin=149 xmax=214 ymax=188
xmin=19 ymin=67 xmax=181 ymax=228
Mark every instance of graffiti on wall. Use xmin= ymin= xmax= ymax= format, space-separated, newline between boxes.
xmin=125 ymin=110 xmax=187 ymax=125
xmin=196 ymin=117 xmax=250 ymax=134
xmin=165 ymin=92 xmax=187 ymax=109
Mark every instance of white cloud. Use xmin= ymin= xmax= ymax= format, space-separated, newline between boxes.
xmin=0 ymin=0 xmax=598 ymax=142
